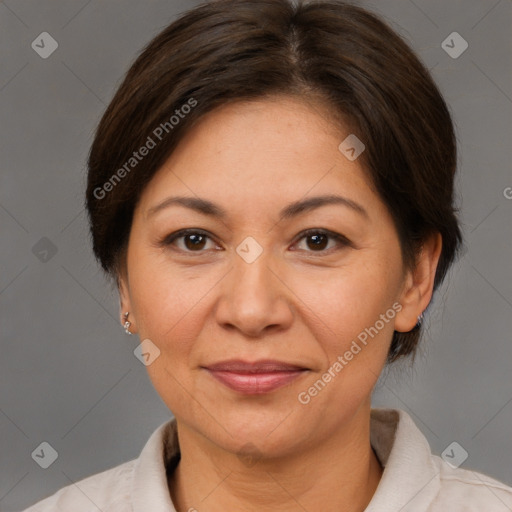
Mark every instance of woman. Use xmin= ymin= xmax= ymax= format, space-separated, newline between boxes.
xmin=25 ymin=0 xmax=512 ymax=510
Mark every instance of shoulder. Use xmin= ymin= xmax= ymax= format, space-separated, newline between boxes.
xmin=22 ymin=459 xmax=136 ymax=512
xmin=431 ymin=456 xmax=512 ymax=511
xmin=22 ymin=418 xmax=177 ymax=512
xmin=369 ymin=408 xmax=512 ymax=511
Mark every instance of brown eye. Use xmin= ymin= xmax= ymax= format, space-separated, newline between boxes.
xmin=305 ymin=233 xmax=329 ymax=251
xmin=161 ymin=229 xmax=218 ymax=253
xmin=294 ymin=229 xmax=351 ymax=254
xmin=183 ymin=233 xmax=208 ymax=251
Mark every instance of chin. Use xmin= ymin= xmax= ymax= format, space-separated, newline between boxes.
xmin=207 ymin=406 xmax=308 ymax=456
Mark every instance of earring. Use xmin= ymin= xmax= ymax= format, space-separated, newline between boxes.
xmin=415 ymin=312 xmax=424 ymax=329
xmin=123 ymin=312 xmax=132 ymax=335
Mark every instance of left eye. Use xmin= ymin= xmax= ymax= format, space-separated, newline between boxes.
xmin=293 ymin=229 xmax=350 ymax=253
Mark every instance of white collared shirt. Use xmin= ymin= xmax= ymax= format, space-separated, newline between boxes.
xmin=23 ymin=408 xmax=512 ymax=511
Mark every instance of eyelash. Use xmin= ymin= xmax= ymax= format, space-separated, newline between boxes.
xmin=159 ymin=228 xmax=352 ymax=256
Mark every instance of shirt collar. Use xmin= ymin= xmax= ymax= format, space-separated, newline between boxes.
xmin=365 ymin=408 xmax=440 ymax=511
xmin=131 ymin=408 xmax=440 ymax=511
xmin=131 ymin=419 xmax=179 ymax=511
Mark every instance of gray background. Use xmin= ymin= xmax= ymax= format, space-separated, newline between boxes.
xmin=0 ymin=0 xmax=511 ymax=510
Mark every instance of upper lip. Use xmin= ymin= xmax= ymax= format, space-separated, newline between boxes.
xmin=203 ymin=359 xmax=308 ymax=373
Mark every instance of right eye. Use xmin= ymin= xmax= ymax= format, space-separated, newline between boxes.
xmin=159 ymin=229 xmax=222 ymax=253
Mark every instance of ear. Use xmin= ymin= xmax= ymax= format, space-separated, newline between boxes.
xmin=394 ymin=232 xmax=442 ymax=333
xmin=118 ymin=270 xmax=137 ymax=334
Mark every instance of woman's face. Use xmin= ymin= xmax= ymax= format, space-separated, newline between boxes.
xmin=120 ymin=96 xmax=436 ymax=458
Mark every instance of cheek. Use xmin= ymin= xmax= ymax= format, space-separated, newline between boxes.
xmin=291 ymin=268 xmax=398 ymax=416
xmin=128 ymin=261 xmax=217 ymax=413
xmin=290 ymin=258 xmax=401 ymax=347
xmin=131 ymin=265 xmax=211 ymax=349
xmin=127 ymin=248 xmax=232 ymax=391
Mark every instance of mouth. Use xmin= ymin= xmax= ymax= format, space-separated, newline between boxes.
xmin=202 ymin=360 xmax=309 ymax=395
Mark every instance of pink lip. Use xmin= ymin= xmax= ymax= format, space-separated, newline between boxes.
xmin=203 ymin=360 xmax=309 ymax=394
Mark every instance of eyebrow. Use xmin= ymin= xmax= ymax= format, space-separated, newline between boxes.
xmin=146 ymin=194 xmax=369 ymax=221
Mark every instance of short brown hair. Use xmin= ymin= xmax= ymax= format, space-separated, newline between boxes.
xmin=85 ymin=0 xmax=463 ymax=363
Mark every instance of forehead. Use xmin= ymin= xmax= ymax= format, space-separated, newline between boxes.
xmin=136 ymin=96 xmax=380 ymax=222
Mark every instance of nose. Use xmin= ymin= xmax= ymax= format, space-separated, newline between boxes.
xmin=214 ymin=247 xmax=294 ymax=338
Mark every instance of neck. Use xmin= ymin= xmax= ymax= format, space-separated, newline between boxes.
xmin=168 ymin=406 xmax=383 ymax=512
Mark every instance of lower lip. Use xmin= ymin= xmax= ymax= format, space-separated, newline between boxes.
xmin=205 ymin=369 xmax=306 ymax=394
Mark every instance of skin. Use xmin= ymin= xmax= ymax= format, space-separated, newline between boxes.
xmin=118 ymin=95 xmax=442 ymax=512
